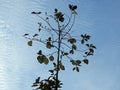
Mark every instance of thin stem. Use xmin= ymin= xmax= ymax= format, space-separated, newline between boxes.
xmin=62 ymin=14 xmax=76 ymax=38
xmin=36 ymin=15 xmax=59 ymax=35
xmin=55 ymin=21 xmax=61 ymax=90
xmin=65 ymin=55 xmax=74 ymax=62
xmin=61 ymin=42 xmax=71 ymax=49
xmin=46 ymin=51 xmax=57 ymax=56
xmin=61 ymin=13 xmax=72 ymax=30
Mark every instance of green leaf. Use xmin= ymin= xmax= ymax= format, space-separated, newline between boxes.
xmin=44 ymin=59 xmax=49 ymax=65
xmin=92 ymin=45 xmax=96 ymax=49
xmin=71 ymin=60 xmax=81 ymax=66
xmin=81 ymin=34 xmax=84 ymax=38
xmin=46 ymin=17 xmax=49 ymax=20
xmin=59 ymin=17 xmax=64 ymax=22
xmin=37 ymin=56 xmax=43 ymax=64
xmin=81 ymin=34 xmax=91 ymax=44
xmin=86 ymin=35 xmax=91 ymax=39
xmin=86 ymin=44 xmax=89 ymax=47
xmin=81 ymin=39 xmax=84 ymax=44
xmin=53 ymin=62 xmax=56 ymax=67
xmin=89 ymin=49 xmax=94 ymax=53
xmin=37 ymin=50 xmax=42 ymax=55
xmin=49 ymin=55 xmax=54 ymax=61
xmin=70 ymin=60 xmax=76 ymax=65
xmin=31 ymin=12 xmax=41 ymax=14
xmin=76 ymin=60 xmax=81 ymax=65
xmin=38 ymin=28 xmax=41 ymax=32
xmin=90 ymin=44 xmax=96 ymax=49
xmin=69 ymin=4 xmax=77 ymax=11
xmin=37 ymin=55 xmax=49 ymax=65
xmin=76 ymin=67 xmax=79 ymax=72
xmin=83 ymin=59 xmax=89 ymax=64
xmin=35 ymin=77 xmax=40 ymax=83
xmin=69 ymin=4 xmax=72 ymax=10
xmin=23 ymin=33 xmax=29 ymax=36
xmin=28 ymin=40 xmax=32 ymax=46
xmin=48 ymin=37 xmax=51 ymax=41
xmin=49 ymin=70 xmax=54 ymax=73
xmin=72 ymin=44 xmax=77 ymax=50
xmin=60 ymin=64 xmax=65 ymax=70
xmin=54 ymin=8 xmax=58 ymax=13
xmin=68 ymin=38 xmax=76 ymax=44
xmin=73 ymin=67 xmax=76 ymax=71
xmin=33 ymin=34 xmax=39 ymax=37
xmin=69 ymin=50 xmax=74 ymax=54
xmin=55 ymin=12 xmax=64 ymax=22
xmin=63 ymin=52 xmax=69 ymax=55
xmin=43 ymin=55 xmax=49 ymax=65
xmin=46 ymin=42 xmax=51 ymax=49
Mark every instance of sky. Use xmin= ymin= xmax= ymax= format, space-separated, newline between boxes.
xmin=0 ymin=0 xmax=120 ymax=90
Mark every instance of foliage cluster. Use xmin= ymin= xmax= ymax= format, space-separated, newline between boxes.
xmin=24 ymin=4 xmax=96 ymax=90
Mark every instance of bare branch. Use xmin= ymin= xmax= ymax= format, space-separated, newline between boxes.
xmin=62 ymin=14 xmax=76 ymax=38
xmin=36 ymin=15 xmax=59 ymax=35
xmin=61 ymin=13 xmax=72 ymax=30
xmin=61 ymin=42 xmax=71 ymax=49
xmin=46 ymin=51 xmax=57 ymax=56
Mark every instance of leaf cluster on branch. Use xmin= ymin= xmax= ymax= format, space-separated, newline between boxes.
xmin=24 ymin=4 xmax=96 ymax=90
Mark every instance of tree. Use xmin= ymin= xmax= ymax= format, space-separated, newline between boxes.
xmin=23 ymin=4 xmax=96 ymax=90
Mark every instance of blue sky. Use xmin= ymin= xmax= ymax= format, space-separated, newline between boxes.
xmin=0 ymin=0 xmax=120 ymax=90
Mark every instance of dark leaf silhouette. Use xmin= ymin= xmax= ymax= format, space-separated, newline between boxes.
xmin=49 ymin=55 xmax=54 ymax=61
xmin=36 ymin=77 xmax=40 ymax=83
xmin=37 ymin=50 xmax=42 ymax=55
xmin=31 ymin=11 xmax=42 ymax=14
xmin=54 ymin=8 xmax=58 ymax=13
xmin=28 ymin=40 xmax=32 ymax=46
xmin=73 ymin=6 xmax=77 ymax=10
xmin=60 ymin=64 xmax=65 ymax=70
xmin=69 ymin=4 xmax=77 ymax=11
xmin=33 ymin=34 xmax=39 ymax=37
xmin=76 ymin=67 xmax=79 ymax=72
xmin=23 ymin=33 xmax=29 ymax=36
xmin=69 ymin=4 xmax=72 ymax=10
xmin=83 ymin=59 xmax=89 ymax=64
